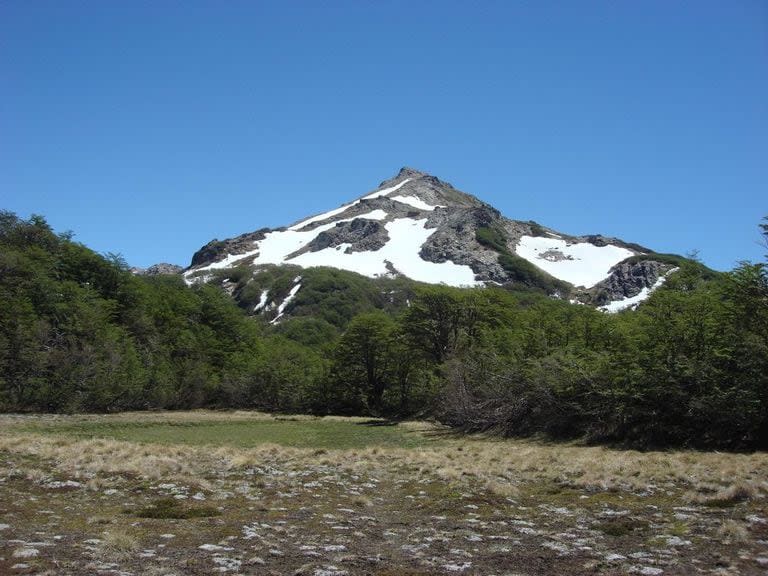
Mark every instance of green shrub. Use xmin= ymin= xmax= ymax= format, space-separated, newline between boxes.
xmin=475 ymin=226 xmax=569 ymax=294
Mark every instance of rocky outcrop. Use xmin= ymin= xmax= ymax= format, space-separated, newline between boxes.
xmin=132 ymin=263 xmax=183 ymax=276
xmin=577 ymin=234 xmax=652 ymax=254
xmin=298 ymin=218 xmax=390 ymax=255
xmin=419 ymin=206 xmax=508 ymax=282
xmin=190 ymin=229 xmax=269 ymax=267
xmin=378 ymin=167 xmax=485 ymax=209
xmin=589 ymin=259 xmax=670 ymax=305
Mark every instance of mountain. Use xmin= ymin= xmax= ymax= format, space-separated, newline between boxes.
xmin=131 ymin=263 xmax=184 ymax=276
xmin=183 ymin=167 xmax=686 ymax=318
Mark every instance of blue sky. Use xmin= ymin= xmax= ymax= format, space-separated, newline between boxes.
xmin=2 ymin=1 xmax=766 ymax=270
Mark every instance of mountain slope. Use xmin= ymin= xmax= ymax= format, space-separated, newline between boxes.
xmin=184 ymin=168 xmax=686 ymax=314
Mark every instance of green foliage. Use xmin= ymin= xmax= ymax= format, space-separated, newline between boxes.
xmin=273 ymin=316 xmax=339 ymax=349
xmin=24 ymin=416 xmax=440 ymax=450
xmin=0 ymin=211 xmax=306 ymax=413
xmin=233 ymin=266 xmax=414 ymax=328
xmin=760 ymin=216 xmax=768 ymax=259
xmin=498 ymin=252 xmax=570 ymax=294
xmin=475 ymin=225 xmax=509 ymax=253
xmin=528 ymin=220 xmax=545 ymax=237
xmin=475 ymin=225 xmax=570 ymax=294
xmin=236 ymin=335 xmax=329 ymax=413
xmin=620 ymin=253 xmax=719 ymax=280
xmin=331 ymin=311 xmax=397 ymax=414
xmin=286 ymin=267 xmax=387 ymax=327
xmin=2 ymin=209 xmax=767 ymax=450
xmin=432 ymin=245 xmax=768 ymax=450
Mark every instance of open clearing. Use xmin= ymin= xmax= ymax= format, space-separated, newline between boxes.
xmin=1 ymin=412 xmax=768 ymax=575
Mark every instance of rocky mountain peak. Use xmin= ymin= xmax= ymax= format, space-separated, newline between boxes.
xmin=184 ymin=168 xmax=683 ymax=313
xmin=372 ymin=167 xmax=484 ymax=210
xmin=396 ymin=166 xmax=427 ymax=179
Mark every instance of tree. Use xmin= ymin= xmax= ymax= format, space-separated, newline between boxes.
xmin=402 ymin=288 xmax=466 ymax=363
xmin=332 ymin=312 xmax=396 ymax=414
xmin=387 ymin=327 xmax=421 ymax=414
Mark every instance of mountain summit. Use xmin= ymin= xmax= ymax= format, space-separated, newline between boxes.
xmin=184 ymin=168 xmax=680 ymax=312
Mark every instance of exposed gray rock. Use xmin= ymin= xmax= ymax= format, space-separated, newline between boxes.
xmin=291 ymin=197 xmax=419 ymax=233
xmin=183 ymin=167 xmax=680 ymax=311
xmin=577 ymin=234 xmax=652 ymax=254
xmin=190 ymin=229 xmax=269 ymax=267
xmin=377 ymin=167 xmax=485 ymax=209
xmin=419 ymin=206 xmax=507 ymax=283
xmin=539 ymin=249 xmax=573 ymax=262
xmin=589 ymin=259 xmax=671 ymax=305
xmin=295 ymin=219 xmax=390 ymax=256
xmin=500 ymin=219 xmax=539 ymax=248
xmin=143 ymin=263 xmax=184 ymax=275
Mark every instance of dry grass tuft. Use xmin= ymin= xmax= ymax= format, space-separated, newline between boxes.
xmin=717 ymin=520 xmax=749 ymax=544
xmin=85 ymin=476 xmax=113 ymax=491
xmin=24 ymin=467 xmax=49 ymax=483
xmin=484 ymin=478 xmax=520 ymax=499
xmin=100 ymin=529 xmax=139 ymax=559
xmin=351 ymin=495 xmax=373 ymax=508
xmin=685 ymin=480 xmax=762 ymax=507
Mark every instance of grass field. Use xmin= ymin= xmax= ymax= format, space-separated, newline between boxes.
xmin=13 ymin=413 xmax=441 ymax=450
xmin=1 ymin=411 xmax=768 ymax=575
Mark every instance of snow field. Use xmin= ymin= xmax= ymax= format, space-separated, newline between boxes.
xmin=389 ymin=195 xmax=444 ymax=211
xmin=188 ymin=205 xmax=479 ymax=288
xmin=291 ymin=218 xmax=480 ymax=287
xmin=187 ymin=210 xmax=389 ymax=276
xmin=515 ymin=235 xmax=635 ymax=288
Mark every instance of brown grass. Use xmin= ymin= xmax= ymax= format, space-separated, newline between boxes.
xmin=717 ymin=519 xmax=750 ymax=544
xmin=99 ymin=529 xmax=140 ymax=560
xmin=2 ymin=412 xmax=768 ymax=576
xmin=0 ymin=434 xmax=763 ymax=509
xmin=2 ymin=413 xmax=768 ymax=501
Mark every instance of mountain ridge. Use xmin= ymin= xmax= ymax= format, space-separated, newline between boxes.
xmin=182 ymin=168 xmax=688 ymax=315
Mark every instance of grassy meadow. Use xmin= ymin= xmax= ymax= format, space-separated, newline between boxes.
xmin=1 ymin=411 xmax=768 ymax=575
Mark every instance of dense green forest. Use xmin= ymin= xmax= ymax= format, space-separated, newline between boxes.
xmin=1 ymin=211 xmax=766 ymax=449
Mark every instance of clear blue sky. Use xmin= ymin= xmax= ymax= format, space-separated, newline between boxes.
xmin=2 ymin=1 xmax=766 ymax=270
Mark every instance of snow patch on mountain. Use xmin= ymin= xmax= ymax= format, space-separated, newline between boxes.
xmin=288 ymin=204 xmax=352 ymax=232
xmin=354 ymin=209 xmax=388 ymax=221
xmin=187 ymin=203 xmax=478 ymax=287
xmin=360 ymin=178 xmax=413 ymax=201
xmin=390 ymin=195 xmax=443 ymax=211
xmin=515 ymin=236 xmax=634 ymax=288
xmin=189 ymin=210 xmax=389 ymax=275
xmin=270 ymin=277 xmax=302 ymax=324
xmin=291 ymin=218 xmax=480 ymax=287
xmin=184 ymin=168 xmax=676 ymax=307
xmin=288 ymin=178 xmax=413 ymax=231
xmin=253 ymin=290 xmax=269 ymax=312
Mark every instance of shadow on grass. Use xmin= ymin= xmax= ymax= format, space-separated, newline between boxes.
xmin=354 ymin=418 xmax=465 ymax=445
xmin=356 ymin=419 xmax=398 ymax=427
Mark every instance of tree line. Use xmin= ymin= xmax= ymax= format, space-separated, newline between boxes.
xmin=1 ymin=210 xmax=766 ymax=449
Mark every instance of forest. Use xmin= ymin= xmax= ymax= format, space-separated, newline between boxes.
xmin=1 ymin=210 xmax=766 ymax=450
